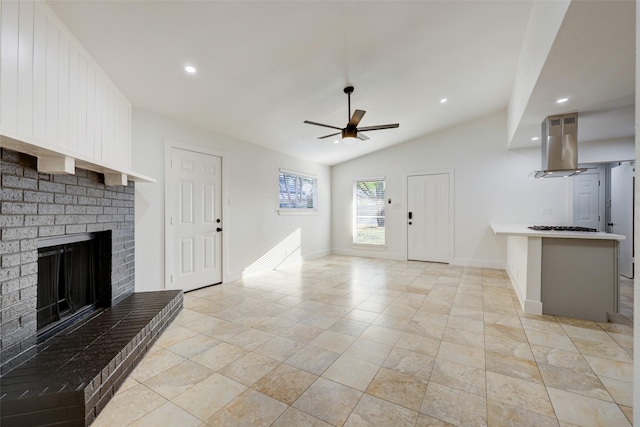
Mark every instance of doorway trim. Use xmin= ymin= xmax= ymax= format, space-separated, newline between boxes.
xmin=164 ymin=139 xmax=229 ymax=288
xmin=403 ymin=169 xmax=455 ymax=262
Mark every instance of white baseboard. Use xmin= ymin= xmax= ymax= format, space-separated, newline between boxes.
xmin=330 ymin=248 xmax=406 ymax=260
xmin=302 ymin=249 xmax=331 ymax=261
xmin=450 ymin=258 xmax=506 ymax=269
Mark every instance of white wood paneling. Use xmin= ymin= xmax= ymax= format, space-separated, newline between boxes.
xmin=0 ymin=0 xmax=136 ymax=177
xmin=1 ymin=0 xmax=19 ymax=132
xmin=17 ymin=0 xmax=34 ymax=137
xmin=32 ymin=4 xmax=47 ymax=141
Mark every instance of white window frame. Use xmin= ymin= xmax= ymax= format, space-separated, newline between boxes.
xmin=278 ymin=169 xmax=318 ymax=215
xmin=353 ymin=177 xmax=386 ymax=246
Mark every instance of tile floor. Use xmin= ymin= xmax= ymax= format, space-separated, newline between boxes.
xmin=93 ymin=256 xmax=634 ymax=427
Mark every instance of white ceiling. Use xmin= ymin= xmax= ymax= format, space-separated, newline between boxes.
xmin=47 ymin=1 xmax=635 ymax=166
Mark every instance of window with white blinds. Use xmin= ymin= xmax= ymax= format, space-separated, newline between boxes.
xmin=279 ymin=170 xmax=317 ymax=210
xmin=353 ymin=179 xmax=386 ymax=245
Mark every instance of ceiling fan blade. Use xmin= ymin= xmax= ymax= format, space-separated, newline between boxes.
xmin=357 ymin=132 xmax=370 ymax=141
xmin=357 ymin=123 xmax=399 ymax=131
xmin=348 ymin=110 xmax=366 ymax=127
xmin=318 ymin=131 xmax=341 ymax=139
xmin=304 ymin=120 xmax=343 ymax=130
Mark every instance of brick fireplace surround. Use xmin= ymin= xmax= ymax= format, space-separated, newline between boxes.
xmin=0 ymin=148 xmax=182 ymax=426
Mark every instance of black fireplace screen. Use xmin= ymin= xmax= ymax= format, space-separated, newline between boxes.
xmin=37 ymin=239 xmax=98 ymax=333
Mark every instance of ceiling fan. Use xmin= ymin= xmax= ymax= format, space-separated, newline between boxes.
xmin=304 ymin=86 xmax=399 ymax=143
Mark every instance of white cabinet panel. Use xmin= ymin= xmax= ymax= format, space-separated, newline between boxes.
xmin=1 ymin=0 xmax=19 ymax=132
xmin=77 ymin=54 xmax=88 ymax=155
xmin=86 ymin=63 xmax=96 ymax=158
xmin=17 ymin=0 xmax=34 ymax=136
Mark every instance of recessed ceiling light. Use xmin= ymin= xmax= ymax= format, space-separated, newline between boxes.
xmin=440 ymin=98 xmax=447 ymax=104
xmin=531 ymin=137 xmax=540 ymax=141
xmin=333 ymin=140 xmax=340 ymax=144
xmin=556 ymin=97 xmax=568 ymax=103
xmin=184 ymin=65 xmax=197 ymax=74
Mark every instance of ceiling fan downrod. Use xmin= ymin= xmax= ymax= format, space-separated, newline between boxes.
xmin=344 ymin=86 xmax=354 ymax=122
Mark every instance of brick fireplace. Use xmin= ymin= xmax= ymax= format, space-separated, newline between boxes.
xmin=0 ymin=148 xmax=135 ymax=370
xmin=0 ymin=148 xmax=182 ymax=426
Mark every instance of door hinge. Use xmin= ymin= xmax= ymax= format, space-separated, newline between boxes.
xmin=170 ymin=216 xmax=173 ymax=225
xmin=170 ymin=274 xmax=173 ymax=283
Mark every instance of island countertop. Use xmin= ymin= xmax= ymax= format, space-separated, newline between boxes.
xmin=491 ymin=223 xmax=625 ymax=240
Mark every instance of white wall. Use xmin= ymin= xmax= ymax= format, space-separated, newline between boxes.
xmin=331 ymin=109 xmax=633 ymax=268
xmin=132 ymin=108 xmax=331 ymax=292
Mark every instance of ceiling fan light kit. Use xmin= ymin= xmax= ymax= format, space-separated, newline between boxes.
xmin=304 ymin=86 xmax=399 ymax=143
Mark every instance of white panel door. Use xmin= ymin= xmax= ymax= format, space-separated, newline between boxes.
xmin=170 ymin=148 xmax=222 ymax=291
xmin=611 ymin=162 xmax=634 ymax=278
xmin=572 ymin=172 xmax=600 ymax=230
xmin=407 ymin=173 xmax=450 ymax=263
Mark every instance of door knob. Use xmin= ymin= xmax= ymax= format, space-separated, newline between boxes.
xmin=607 ymin=223 xmax=614 ymax=227
xmin=408 ymin=222 xmax=412 ymax=225
xmin=216 ymin=227 xmax=223 ymax=232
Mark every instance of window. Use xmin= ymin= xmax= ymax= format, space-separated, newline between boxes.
xmin=354 ymin=179 xmax=385 ymax=245
xmin=279 ymin=170 xmax=317 ymax=211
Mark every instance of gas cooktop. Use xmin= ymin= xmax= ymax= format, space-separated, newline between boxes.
xmin=528 ymin=225 xmax=597 ymax=232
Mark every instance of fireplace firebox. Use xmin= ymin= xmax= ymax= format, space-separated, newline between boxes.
xmin=36 ymin=232 xmax=112 ymax=342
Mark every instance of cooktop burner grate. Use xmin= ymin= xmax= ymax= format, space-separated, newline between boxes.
xmin=528 ymin=225 xmax=597 ymax=232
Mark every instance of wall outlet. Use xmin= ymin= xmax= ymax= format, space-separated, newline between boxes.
xmin=541 ymin=207 xmax=552 ymax=215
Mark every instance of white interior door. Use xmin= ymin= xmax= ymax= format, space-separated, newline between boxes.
xmin=611 ymin=162 xmax=634 ymax=278
xmin=170 ymin=147 xmax=222 ymax=291
xmin=407 ymin=173 xmax=451 ymax=263
xmin=572 ymin=172 xmax=600 ymax=230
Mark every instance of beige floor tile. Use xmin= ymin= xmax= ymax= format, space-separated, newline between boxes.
xmin=485 ymin=334 xmax=534 ymax=360
xmin=343 ymin=337 xmax=393 ymax=365
xmin=92 ymin=256 xmax=633 ymax=427
xmin=254 ymin=335 xmax=305 ymax=361
xmin=486 ymin=371 xmax=555 ymax=418
xmin=205 ymin=388 xmax=287 ymax=426
xmin=436 ymin=341 xmax=485 ymax=369
xmin=190 ymin=342 xmax=247 ymax=371
xmin=166 ymin=334 xmax=220 ymax=359
xmin=292 ymin=377 xmax=363 ymax=426
xmin=344 ymin=308 xmax=380 ymax=323
xmin=430 ymin=358 xmax=486 ymax=397
xmin=225 ymin=327 xmax=274 ymax=350
xmin=285 ymin=344 xmax=340 ymax=375
xmin=421 ymin=382 xmax=487 ymax=427
xmin=252 ymin=363 xmax=318 ymax=405
xmin=344 ymin=393 xmax=418 ymax=427
xmin=329 ymin=318 xmax=370 ymax=337
xmin=414 ymin=414 xmax=457 ymax=427
xmin=322 ymin=354 xmax=380 ymax=391
xmin=366 ymin=367 xmax=428 ymax=411
xmin=486 ymin=399 xmax=559 ymax=427
xmin=309 ymin=329 xmax=356 ymax=353
xmin=281 ymin=323 xmax=325 ymax=344
xmin=583 ymin=354 xmax=633 ymax=382
xmin=271 ymin=407 xmax=332 ymax=427
xmin=571 ymin=337 xmax=633 ymax=363
xmin=524 ymin=329 xmax=577 ymax=352
xmin=547 ymin=387 xmax=631 ymax=427
xmin=144 ymin=360 xmax=214 ymax=399
xmin=172 ymin=373 xmax=246 ymax=421
xmin=382 ymin=347 xmax=435 ymax=380
xmin=129 ymin=401 xmax=201 ymax=427
xmin=395 ymin=332 xmax=441 ymax=357
xmin=92 ymin=384 xmax=166 ymax=427
xmin=218 ymin=352 xmax=279 ymax=386
xmin=486 ymin=351 xmax=542 ymax=384
xmin=599 ymin=376 xmax=632 ymax=406
xmin=442 ymin=326 xmax=484 ymax=349
xmin=360 ymin=324 xmax=403 ymax=345
xmin=130 ymin=348 xmax=186 ymax=383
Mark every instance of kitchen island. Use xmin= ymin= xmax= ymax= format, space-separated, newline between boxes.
xmin=491 ymin=224 xmax=625 ymax=322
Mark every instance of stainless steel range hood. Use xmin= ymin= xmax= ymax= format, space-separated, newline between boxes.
xmin=529 ymin=112 xmax=587 ymax=179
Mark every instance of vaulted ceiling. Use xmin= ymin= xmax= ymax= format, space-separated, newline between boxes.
xmin=48 ymin=1 xmax=635 ymax=166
